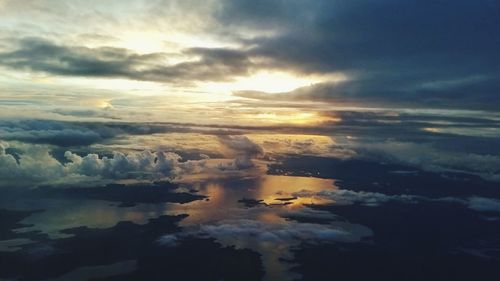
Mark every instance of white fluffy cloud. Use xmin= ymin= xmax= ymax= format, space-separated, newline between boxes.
xmin=1 ymin=141 xmax=69 ymax=187
xmin=63 ymin=150 xmax=181 ymax=179
xmin=217 ymin=135 xmax=264 ymax=170
xmin=156 ymin=193 xmax=372 ymax=252
xmin=0 ymin=142 xmax=191 ymax=187
xmin=0 ymin=140 xmax=265 ymax=188
xmin=198 ymin=218 xmax=372 ymax=246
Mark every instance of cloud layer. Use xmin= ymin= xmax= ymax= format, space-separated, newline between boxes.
xmin=1 ymin=1 xmax=499 ymax=110
xmin=0 ymin=38 xmax=253 ymax=84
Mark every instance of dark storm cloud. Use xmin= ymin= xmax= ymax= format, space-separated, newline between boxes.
xmin=0 ymin=37 xmax=253 ymax=84
xmin=235 ymin=74 xmax=500 ymax=110
xmin=225 ymin=0 xmax=500 ymax=110
xmin=0 ymin=119 xmax=193 ymax=146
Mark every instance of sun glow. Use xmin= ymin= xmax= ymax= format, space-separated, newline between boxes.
xmin=202 ymin=71 xmax=326 ymax=94
xmin=230 ymin=72 xmax=316 ymax=93
xmin=241 ymin=111 xmax=336 ymax=125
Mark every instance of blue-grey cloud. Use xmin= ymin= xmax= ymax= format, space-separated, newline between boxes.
xmin=225 ymin=0 xmax=500 ymax=110
xmin=0 ymin=38 xmax=253 ymax=84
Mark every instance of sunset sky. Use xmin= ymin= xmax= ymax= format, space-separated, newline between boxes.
xmin=1 ymin=0 xmax=499 ymax=123
xmin=1 ymin=0 xmax=499 ymax=187
xmin=1 ymin=1 xmax=500 ymax=281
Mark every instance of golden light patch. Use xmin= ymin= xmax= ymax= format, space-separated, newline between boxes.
xmin=240 ymin=111 xmax=337 ymax=126
xmin=422 ymin=127 xmax=439 ymax=133
xmin=254 ymin=175 xmax=336 ymax=207
xmin=202 ymin=71 xmax=347 ymax=94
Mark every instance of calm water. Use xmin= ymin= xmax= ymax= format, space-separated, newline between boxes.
xmin=1 ymin=175 xmax=371 ymax=281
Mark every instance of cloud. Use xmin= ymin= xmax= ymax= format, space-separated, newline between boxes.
xmin=2 ymin=1 xmax=500 ymax=110
xmin=199 ymin=219 xmax=371 ymax=244
xmin=292 ymin=187 xmax=500 ymax=214
xmin=467 ymin=197 xmax=500 ymax=212
xmin=217 ymin=135 xmax=264 ymax=170
xmin=292 ymin=189 xmax=419 ymax=207
xmin=224 ymin=0 xmax=500 ymax=110
xmin=63 ymin=150 xmax=181 ymax=179
xmin=0 ymin=141 xmax=74 ymax=187
xmin=234 ymin=75 xmax=500 ymax=111
xmin=0 ymin=138 xmax=265 ymax=188
xmin=351 ymin=141 xmax=500 ymax=181
xmin=0 ymin=141 xmax=191 ymax=187
xmin=3 ymin=114 xmax=498 ymax=181
xmin=157 ymin=234 xmax=179 ymax=247
xmin=0 ymin=119 xmax=105 ymax=146
xmin=0 ymin=37 xmax=253 ymax=84
xmin=0 ymin=119 xmax=191 ymax=146
xmin=218 ymin=135 xmax=263 ymax=156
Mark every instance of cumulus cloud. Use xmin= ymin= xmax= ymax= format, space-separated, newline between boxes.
xmin=218 ymin=135 xmax=263 ymax=156
xmin=199 ymin=219 xmax=371 ymax=245
xmin=63 ymin=150 xmax=181 ymax=179
xmin=0 ymin=139 xmax=265 ymax=188
xmin=0 ymin=141 xmax=70 ymax=187
xmin=217 ymin=155 xmax=256 ymax=170
xmin=217 ymin=135 xmax=264 ymax=170
xmin=0 ymin=141 xmax=191 ymax=187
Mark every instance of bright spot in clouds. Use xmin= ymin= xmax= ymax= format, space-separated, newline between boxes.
xmin=203 ymin=71 xmax=347 ymax=94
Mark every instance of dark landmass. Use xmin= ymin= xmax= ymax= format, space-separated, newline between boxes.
xmin=290 ymin=201 xmax=500 ymax=281
xmin=269 ymin=202 xmax=293 ymax=206
xmin=0 ymin=214 xmax=264 ymax=281
xmin=0 ymin=209 xmax=47 ymax=242
xmin=36 ymin=182 xmax=206 ymax=206
xmin=267 ymin=156 xmax=500 ymax=280
xmin=238 ymin=198 xmax=267 ymax=208
xmin=274 ymin=197 xmax=297 ymax=201
xmin=0 ymin=209 xmax=38 ymax=240
xmin=268 ymin=156 xmax=500 ymax=199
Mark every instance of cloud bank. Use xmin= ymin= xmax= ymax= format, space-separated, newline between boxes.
xmin=0 ymin=135 xmax=268 ymax=188
xmin=0 ymin=142 xmax=182 ymax=187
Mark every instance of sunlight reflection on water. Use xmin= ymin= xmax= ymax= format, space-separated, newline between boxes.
xmin=168 ymin=175 xmax=372 ymax=281
xmin=2 ymin=175 xmax=372 ymax=281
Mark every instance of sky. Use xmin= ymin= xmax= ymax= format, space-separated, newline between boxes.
xmin=1 ymin=1 xmax=500 ymax=280
xmin=1 ymin=0 xmax=499 ymax=188
xmin=1 ymin=0 xmax=500 ymax=116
